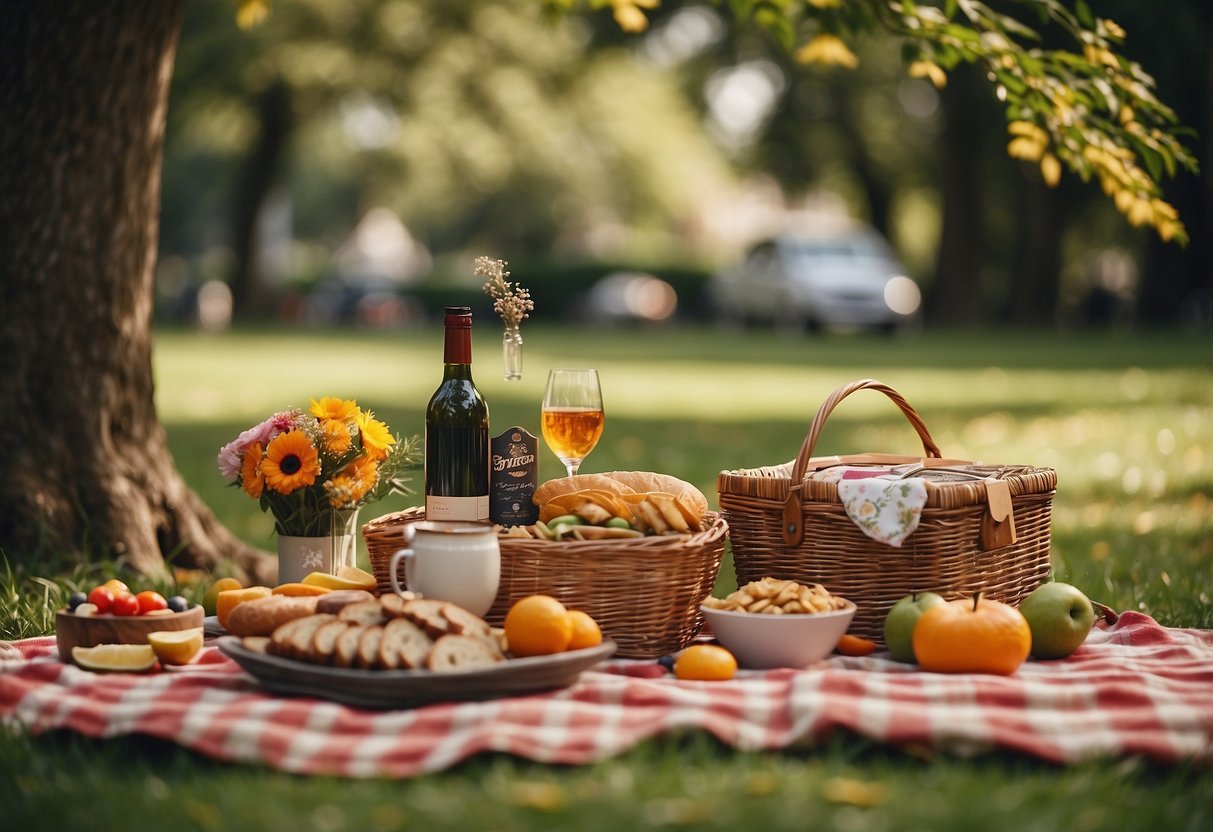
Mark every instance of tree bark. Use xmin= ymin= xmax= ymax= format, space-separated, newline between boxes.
xmin=1006 ymin=167 xmax=1066 ymax=325
xmin=229 ymin=79 xmax=293 ymax=320
xmin=0 ymin=1 xmax=272 ymax=582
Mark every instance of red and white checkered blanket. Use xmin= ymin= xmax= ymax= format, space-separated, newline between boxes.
xmin=2 ymin=611 xmax=1209 ymax=776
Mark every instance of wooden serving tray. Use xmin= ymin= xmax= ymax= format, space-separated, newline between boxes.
xmin=56 ymin=606 xmax=204 ymax=662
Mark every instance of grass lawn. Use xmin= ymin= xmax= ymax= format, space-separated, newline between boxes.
xmin=3 ymin=324 xmax=1211 ymax=828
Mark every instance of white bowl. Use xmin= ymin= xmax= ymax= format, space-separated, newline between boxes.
xmin=699 ymin=600 xmax=857 ymax=669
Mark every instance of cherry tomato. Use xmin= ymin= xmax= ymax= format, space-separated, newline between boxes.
xmin=111 ymin=592 xmax=141 ymax=616
xmin=136 ymin=590 xmax=168 ymax=615
xmin=102 ymin=579 xmax=130 ymax=595
xmin=87 ymin=586 xmax=115 ymax=614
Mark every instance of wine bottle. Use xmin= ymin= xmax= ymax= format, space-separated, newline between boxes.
xmin=425 ymin=306 xmax=490 ymax=521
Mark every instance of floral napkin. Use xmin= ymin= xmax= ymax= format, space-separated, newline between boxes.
xmin=809 ymin=466 xmax=928 ymax=547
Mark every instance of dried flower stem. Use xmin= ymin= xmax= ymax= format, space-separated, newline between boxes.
xmin=476 ymin=256 xmax=534 ymax=329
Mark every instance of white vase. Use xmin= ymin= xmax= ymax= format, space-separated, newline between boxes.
xmin=275 ymin=509 xmax=360 ymax=584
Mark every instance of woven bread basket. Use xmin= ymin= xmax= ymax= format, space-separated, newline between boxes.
xmin=363 ymin=506 xmax=728 ymax=659
xmin=717 ymin=379 xmax=1056 ymax=644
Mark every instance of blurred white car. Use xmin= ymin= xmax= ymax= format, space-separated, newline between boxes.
xmin=708 ymin=227 xmax=921 ymax=333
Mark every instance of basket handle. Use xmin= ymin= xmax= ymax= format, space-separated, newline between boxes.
xmin=790 ymin=379 xmax=942 ymax=482
xmin=782 ymin=380 xmax=943 ymax=546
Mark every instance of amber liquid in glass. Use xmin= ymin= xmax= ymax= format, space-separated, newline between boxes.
xmin=540 ymin=407 xmax=604 ymax=463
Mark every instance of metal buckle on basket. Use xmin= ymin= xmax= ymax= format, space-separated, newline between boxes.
xmin=782 ymin=484 xmax=805 ymax=547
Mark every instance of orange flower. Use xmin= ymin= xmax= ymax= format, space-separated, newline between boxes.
xmin=325 ymin=455 xmax=379 ymax=508
xmin=320 ymin=418 xmax=353 ymax=455
xmin=357 ymin=409 xmax=395 ymax=460
xmin=262 ymin=430 xmax=320 ymax=494
xmin=240 ymin=442 xmax=265 ymax=498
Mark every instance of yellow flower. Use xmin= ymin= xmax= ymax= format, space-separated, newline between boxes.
xmin=241 ymin=443 xmax=265 ymax=499
xmin=357 ymin=409 xmax=396 ymax=461
xmin=908 ymin=60 xmax=947 ymax=88
xmin=321 ymin=418 xmax=353 ymax=455
xmin=262 ymin=430 xmax=320 ymax=494
xmin=309 ymin=397 xmax=358 ymax=423
xmin=795 ymin=34 xmax=859 ymax=69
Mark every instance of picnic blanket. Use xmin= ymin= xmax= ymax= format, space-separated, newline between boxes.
xmin=2 ymin=611 xmax=1210 ymax=776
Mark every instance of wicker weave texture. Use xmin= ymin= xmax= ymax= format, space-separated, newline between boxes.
xmin=719 ymin=489 xmax=1054 ymax=643
xmin=717 ymin=379 xmax=1057 ymax=644
xmin=363 ymin=507 xmax=727 ymax=659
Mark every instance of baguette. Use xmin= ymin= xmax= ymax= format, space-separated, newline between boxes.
xmin=337 ymin=599 xmax=387 ymax=627
xmin=400 ymin=598 xmax=454 ymax=639
xmin=227 ymin=595 xmax=319 ymax=637
xmin=356 ymin=625 xmax=384 ymax=669
xmin=379 ymin=617 xmax=433 ymax=670
xmin=309 ymin=619 xmax=350 ymax=665
xmin=426 ymin=634 xmax=505 ymax=672
xmin=440 ymin=602 xmax=495 ymax=643
xmin=334 ymin=624 xmax=366 ymax=668
xmin=270 ymin=613 xmax=337 ymax=660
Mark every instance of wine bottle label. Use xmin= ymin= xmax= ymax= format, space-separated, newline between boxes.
xmin=425 ymin=494 xmax=489 ymax=522
xmin=490 ymin=427 xmax=539 ymax=526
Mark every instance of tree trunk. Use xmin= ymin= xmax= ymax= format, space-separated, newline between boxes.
xmin=926 ymin=65 xmax=986 ymax=326
xmin=0 ymin=1 xmax=272 ymax=582
xmin=229 ymin=79 xmax=293 ymax=320
xmin=1006 ymin=167 xmax=1066 ymax=325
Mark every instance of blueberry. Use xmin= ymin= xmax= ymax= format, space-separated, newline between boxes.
xmin=67 ymin=591 xmax=88 ymax=611
xmin=657 ymin=654 xmax=676 ymax=673
xmin=166 ymin=595 xmax=190 ymax=613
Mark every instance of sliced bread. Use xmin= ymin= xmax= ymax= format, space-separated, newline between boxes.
xmin=426 ymin=634 xmax=505 ymax=672
xmin=379 ymin=617 xmax=433 ymax=670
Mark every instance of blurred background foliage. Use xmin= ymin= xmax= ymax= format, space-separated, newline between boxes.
xmin=156 ymin=0 xmax=1211 ymax=330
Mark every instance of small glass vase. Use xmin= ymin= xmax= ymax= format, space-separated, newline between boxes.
xmin=502 ymin=324 xmax=523 ymax=381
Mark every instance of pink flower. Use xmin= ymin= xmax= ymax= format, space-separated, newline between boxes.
xmin=217 ymin=409 xmax=301 ymax=479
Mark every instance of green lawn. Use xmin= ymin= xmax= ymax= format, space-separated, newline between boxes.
xmin=3 ymin=325 xmax=1212 ymax=828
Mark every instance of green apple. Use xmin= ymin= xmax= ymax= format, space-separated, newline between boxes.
xmin=883 ymin=592 xmax=946 ymax=663
xmin=1019 ymin=582 xmax=1096 ymax=659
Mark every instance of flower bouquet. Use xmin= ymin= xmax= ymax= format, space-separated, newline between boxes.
xmin=218 ymin=397 xmax=420 ymax=538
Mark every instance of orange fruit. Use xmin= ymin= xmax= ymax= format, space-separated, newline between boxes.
xmin=215 ymin=586 xmax=272 ymax=631
xmin=673 ymin=644 xmax=737 ymax=681
xmin=835 ymin=634 xmax=878 ymax=657
xmin=912 ymin=593 xmax=1031 ymax=675
xmin=566 ymin=610 xmax=603 ymax=650
xmin=272 ymin=582 xmax=332 ymax=597
xmin=202 ymin=577 xmax=243 ymax=615
xmin=504 ymin=595 xmax=574 ymax=657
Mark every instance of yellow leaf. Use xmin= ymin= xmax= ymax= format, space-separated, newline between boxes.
xmin=908 ymin=60 xmax=947 ymax=88
xmin=1040 ymin=154 xmax=1062 ymax=187
xmin=236 ymin=0 xmax=270 ymax=30
xmin=795 ymin=34 xmax=859 ymax=69
xmin=1007 ymin=137 xmax=1044 ymax=162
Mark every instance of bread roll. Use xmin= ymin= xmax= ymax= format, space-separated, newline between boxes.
xmin=600 ymin=471 xmax=708 ymax=517
xmin=533 ymin=474 xmax=635 ymax=505
xmin=315 ymin=589 xmax=376 ymax=615
xmin=225 ymin=595 xmax=319 ymax=637
xmin=534 ymin=471 xmax=708 ymax=518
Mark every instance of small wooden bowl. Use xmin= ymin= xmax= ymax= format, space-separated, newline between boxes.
xmin=56 ymin=605 xmax=205 ymax=663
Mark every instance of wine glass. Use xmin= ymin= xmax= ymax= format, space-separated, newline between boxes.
xmin=541 ymin=369 xmax=604 ymax=477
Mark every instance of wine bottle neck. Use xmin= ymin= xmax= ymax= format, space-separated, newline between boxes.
xmin=442 ymin=306 xmax=473 ymax=365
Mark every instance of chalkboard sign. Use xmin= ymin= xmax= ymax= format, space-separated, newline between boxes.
xmin=490 ymin=426 xmax=539 ymax=526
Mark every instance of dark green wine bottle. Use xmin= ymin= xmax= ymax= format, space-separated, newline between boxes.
xmin=424 ymin=306 xmax=490 ymax=521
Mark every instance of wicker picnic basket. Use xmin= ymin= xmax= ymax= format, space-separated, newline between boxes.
xmin=717 ymin=379 xmax=1056 ymax=644
xmin=362 ymin=506 xmax=728 ymax=659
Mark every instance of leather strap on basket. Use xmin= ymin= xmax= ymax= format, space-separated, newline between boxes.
xmin=783 ymin=379 xmax=943 ymax=546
